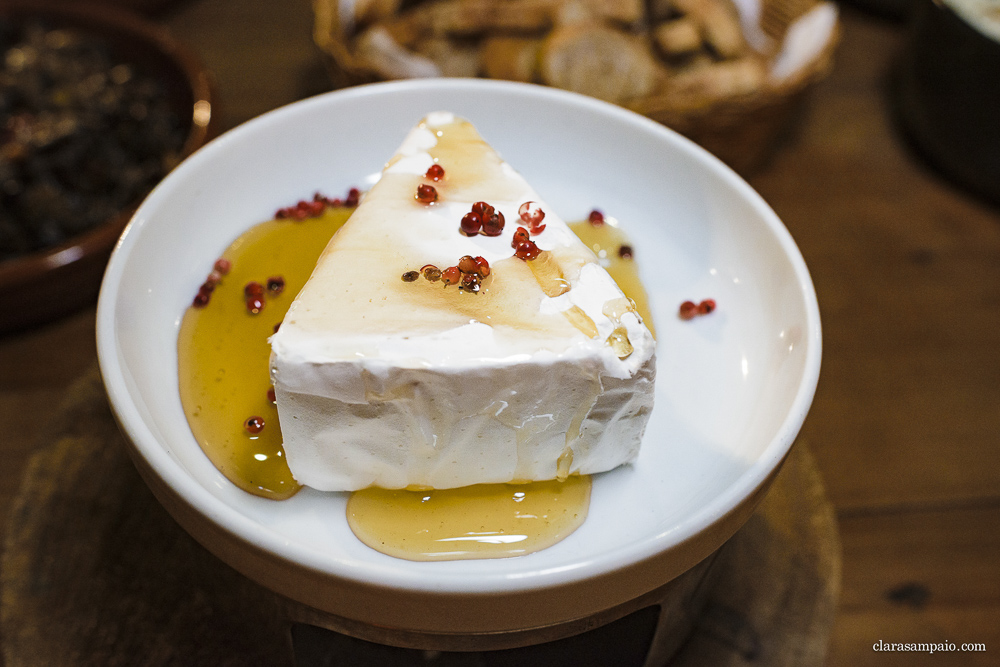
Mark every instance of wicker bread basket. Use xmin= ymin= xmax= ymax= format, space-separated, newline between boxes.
xmin=313 ymin=0 xmax=838 ymax=174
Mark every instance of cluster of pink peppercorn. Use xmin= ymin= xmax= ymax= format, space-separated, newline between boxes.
xmin=275 ymin=188 xmax=360 ymax=220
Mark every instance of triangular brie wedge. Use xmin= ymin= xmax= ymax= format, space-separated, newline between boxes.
xmin=270 ymin=113 xmax=655 ymax=491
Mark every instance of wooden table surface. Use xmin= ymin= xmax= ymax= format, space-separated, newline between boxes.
xmin=2 ymin=3 xmax=998 ymax=665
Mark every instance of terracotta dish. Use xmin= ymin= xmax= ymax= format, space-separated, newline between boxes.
xmin=0 ymin=2 xmax=215 ymax=334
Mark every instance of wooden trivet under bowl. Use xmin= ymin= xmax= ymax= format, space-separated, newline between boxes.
xmin=1 ymin=367 xmax=840 ymax=666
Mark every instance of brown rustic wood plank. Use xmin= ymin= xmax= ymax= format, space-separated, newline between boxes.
xmin=838 ymin=505 xmax=1000 ymax=611
xmin=0 ymin=309 xmax=99 ymax=556
xmin=747 ymin=10 xmax=1000 ymax=512
xmin=163 ymin=0 xmax=329 ymax=131
xmin=828 ymin=605 xmax=999 ymax=667
xmin=0 ymin=309 xmax=97 ymax=391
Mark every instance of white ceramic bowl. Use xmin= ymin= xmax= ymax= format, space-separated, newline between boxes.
xmin=97 ymin=79 xmax=821 ymax=638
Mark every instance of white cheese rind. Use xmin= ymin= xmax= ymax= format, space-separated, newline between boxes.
xmin=274 ymin=352 xmax=654 ymax=490
xmin=270 ymin=114 xmax=656 ymax=491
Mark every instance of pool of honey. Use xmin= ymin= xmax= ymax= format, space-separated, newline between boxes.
xmin=347 ymin=476 xmax=592 ymax=561
xmin=178 ymin=206 xmax=651 ymax=559
xmin=178 ymin=208 xmax=353 ymax=499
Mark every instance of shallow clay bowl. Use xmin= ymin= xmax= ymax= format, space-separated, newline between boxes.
xmin=0 ymin=1 xmax=215 ymax=334
xmin=97 ymin=79 xmax=821 ymax=640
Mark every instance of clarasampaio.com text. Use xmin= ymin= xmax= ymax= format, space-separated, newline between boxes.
xmin=873 ymin=641 xmax=986 ymax=653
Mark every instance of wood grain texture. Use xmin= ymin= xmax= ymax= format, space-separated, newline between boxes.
xmin=829 ymin=605 xmax=999 ymax=667
xmin=0 ymin=309 xmax=98 ymax=555
xmin=747 ymin=11 xmax=1000 ymax=512
xmin=838 ymin=505 xmax=1000 ymax=611
xmin=162 ymin=0 xmax=330 ymax=130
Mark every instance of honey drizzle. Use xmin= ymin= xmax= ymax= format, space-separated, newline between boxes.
xmin=527 ymin=250 xmax=572 ymax=297
xmin=177 ymin=203 xmax=651 ymax=560
xmin=570 ymin=219 xmax=656 ymax=338
xmin=347 ymin=476 xmax=591 ymax=561
xmin=177 ymin=207 xmax=353 ymax=499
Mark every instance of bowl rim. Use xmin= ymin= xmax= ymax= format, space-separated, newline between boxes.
xmin=0 ymin=1 xmax=216 ymax=306
xmin=97 ymin=78 xmax=822 ymax=601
